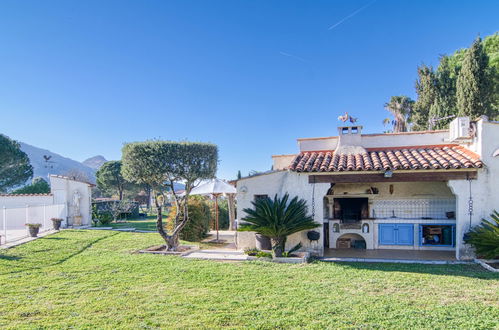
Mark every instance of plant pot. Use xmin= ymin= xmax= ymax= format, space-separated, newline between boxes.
xmin=255 ymin=234 xmax=272 ymax=250
xmin=52 ymin=220 xmax=62 ymax=231
xmin=29 ymin=226 xmax=40 ymax=237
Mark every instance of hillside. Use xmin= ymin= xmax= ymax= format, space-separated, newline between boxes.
xmin=19 ymin=142 xmax=97 ymax=183
xmin=83 ymin=155 xmax=107 ymax=170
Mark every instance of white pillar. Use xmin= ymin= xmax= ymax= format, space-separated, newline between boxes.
xmin=25 ymin=204 xmax=29 ymax=234
xmin=2 ymin=206 xmax=6 ymax=244
xmin=43 ymin=204 xmax=47 ymax=231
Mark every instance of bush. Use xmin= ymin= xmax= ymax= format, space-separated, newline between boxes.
xmin=244 ymin=247 xmax=260 ymax=256
xmin=217 ymin=199 xmax=230 ymax=230
xmin=167 ymin=196 xmax=211 ymax=242
xmin=465 ymin=210 xmax=499 ymax=259
xmin=92 ymin=204 xmax=113 ymax=225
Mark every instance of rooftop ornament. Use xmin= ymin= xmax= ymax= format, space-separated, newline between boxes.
xmin=337 ymin=112 xmax=358 ymax=123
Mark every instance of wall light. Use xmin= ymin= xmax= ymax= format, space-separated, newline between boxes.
xmin=384 ymin=170 xmax=393 ymax=178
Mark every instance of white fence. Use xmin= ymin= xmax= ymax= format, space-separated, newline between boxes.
xmin=1 ymin=204 xmax=66 ymax=244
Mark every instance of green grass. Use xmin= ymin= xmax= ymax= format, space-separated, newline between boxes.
xmin=0 ymin=230 xmax=498 ymax=329
xmin=106 ymin=215 xmax=159 ymax=231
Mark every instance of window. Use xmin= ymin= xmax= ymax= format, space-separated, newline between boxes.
xmin=254 ymin=194 xmax=269 ymax=201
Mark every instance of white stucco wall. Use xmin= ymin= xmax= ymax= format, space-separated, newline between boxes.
xmin=448 ymin=119 xmax=499 ymax=259
xmin=297 ymin=130 xmax=448 ymax=152
xmin=236 ymin=171 xmax=329 ymax=255
xmin=50 ymin=175 xmax=93 ymax=226
xmin=272 ymin=155 xmax=296 ymax=171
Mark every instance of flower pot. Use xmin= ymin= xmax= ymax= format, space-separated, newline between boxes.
xmin=29 ymin=226 xmax=40 ymax=237
xmin=52 ymin=220 xmax=62 ymax=231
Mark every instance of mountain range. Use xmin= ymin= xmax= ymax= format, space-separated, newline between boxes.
xmin=18 ymin=140 xmax=185 ymax=191
xmin=19 ymin=142 xmax=106 ymax=184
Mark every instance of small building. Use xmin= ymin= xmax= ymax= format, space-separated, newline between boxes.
xmin=236 ymin=117 xmax=498 ymax=260
xmin=0 ymin=174 xmax=94 ymax=228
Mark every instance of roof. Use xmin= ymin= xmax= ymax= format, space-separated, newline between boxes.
xmin=289 ymin=145 xmax=483 ymax=172
xmin=49 ymin=174 xmax=96 ymax=187
xmin=0 ymin=193 xmax=52 ymax=197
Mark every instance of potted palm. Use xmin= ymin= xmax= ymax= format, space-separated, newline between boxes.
xmin=238 ymin=193 xmax=319 ymax=258
xmin=51 ymin=218 xmax=63 ymax=230
xmin=26 ymin=223 xmax=42 ymax=237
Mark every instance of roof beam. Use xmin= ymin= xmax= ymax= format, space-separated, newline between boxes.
xmin=308 ymin=171 xmax=478 ymax=183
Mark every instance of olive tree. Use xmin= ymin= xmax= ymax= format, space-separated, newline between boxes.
xmin=121 ymin=141 xmax=217 ymax=250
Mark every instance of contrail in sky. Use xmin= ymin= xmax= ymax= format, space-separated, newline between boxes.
xmin=279 ymin=51 xmax=309 ymax=63
xmin=328 ymin=0 xmax=376 ymax=30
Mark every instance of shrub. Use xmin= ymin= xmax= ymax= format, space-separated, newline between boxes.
xmin=244 ymin=247 xmax=260 ymax=256
xmin=239 ymin=193 xmax=319 ymax=258
xmin=465 ymin=210 xmax=499 ymax=259
xmin=216 ymin=199 xmax=230 ymax=230
xmin=167 ymin=196 xmax=211 ymax=242
xmin=255 ymin=251 xmax=272 ymax=258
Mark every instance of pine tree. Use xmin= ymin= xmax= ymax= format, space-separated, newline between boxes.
xmin=429 ymin=56 xmax=458 ymax=129
xmin=237 ymin=170 xmax=242 ymax=180
xmin=412 ymin=65 xmax=438 ymax=130
xmin=456 ymin=37 xmax=492 ymax=118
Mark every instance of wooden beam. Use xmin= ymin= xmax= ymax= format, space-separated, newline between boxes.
xmin=308 ymin=171 xmax=477 ymax=183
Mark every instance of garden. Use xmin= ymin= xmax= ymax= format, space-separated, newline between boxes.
xmin=0 ymin=230 xmax=498 ymax=328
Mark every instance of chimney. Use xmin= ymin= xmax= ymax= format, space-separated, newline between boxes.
xmin=337 ymin=125 xmax=362 ymax=146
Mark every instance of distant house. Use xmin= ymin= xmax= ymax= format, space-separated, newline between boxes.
xmin=236 ymin=117 xmax=498 ymax=260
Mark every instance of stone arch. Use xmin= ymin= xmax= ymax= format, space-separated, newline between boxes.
xmin=335 ymin=233 xmax=367 ymax=249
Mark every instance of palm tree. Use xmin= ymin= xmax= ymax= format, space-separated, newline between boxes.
xmin=239 ymin=193 xmax=319 ymax=257
xmin=464 ymin=210 xmax=499 ymax=259
xmin=383 ymin=96 xmax=415 ymax=132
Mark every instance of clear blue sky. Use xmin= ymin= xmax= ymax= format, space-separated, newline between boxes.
xmin=1 ymin=0 xmax=498 ymax=179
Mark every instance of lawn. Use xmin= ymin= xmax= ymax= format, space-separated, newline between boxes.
xmin=0 ymin=231 xmax=498 ymax=329
xmin=107 ymin=215 xmax=159 ymax=231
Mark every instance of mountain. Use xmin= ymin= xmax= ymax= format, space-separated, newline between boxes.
xmin=19 ymin=142 xmax=97 ymax=183
xmin=83 ymin=155 xmax=107 ymax=170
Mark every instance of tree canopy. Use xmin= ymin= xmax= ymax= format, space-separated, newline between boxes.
xmin=457 ymin=37 xmax=494 ymax=118
xmin=408 ymin=33 xmax=499 ymax=130
xmin=11 ymin=177 xmax=50 ymax=195
xmin=383 ymin=96 xmax=415 ymax=133
xmin=121 ymin=140 xmax=218 ymax=250
xmin=0 ymin=134 xmax=33 ymax=192
xmin=96 ymin=160 xmax=128 ymax=200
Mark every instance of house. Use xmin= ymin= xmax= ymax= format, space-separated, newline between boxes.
xmin=0 ymin=174 xmax=94 ymax=228
xmin=235 ymin=117 xmax=499 ymax=260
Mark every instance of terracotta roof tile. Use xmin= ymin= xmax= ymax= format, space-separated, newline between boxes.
xmin=289 ymin=145 xmax=483 ymax=172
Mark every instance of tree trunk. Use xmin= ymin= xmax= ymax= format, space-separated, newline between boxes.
xmin=228 ymin=194 xmax=236 ymax=231
xmin=271 ymin=237 xmax=286 ymax=258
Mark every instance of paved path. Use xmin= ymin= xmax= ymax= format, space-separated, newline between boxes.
xmin=0 ymin=230 xmax=57 ymax=249
xmin=184 ymin=249 xmax=247 ymax=261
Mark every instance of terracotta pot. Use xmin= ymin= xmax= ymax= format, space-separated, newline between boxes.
xmin=52 ymin=220 xmax=62 ymax=231
xmin=29 ymin=226 xmax=40 ymax=237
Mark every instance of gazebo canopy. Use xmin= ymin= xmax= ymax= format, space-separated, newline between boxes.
xmin=190 ymin=178 xmax=236 ymax=196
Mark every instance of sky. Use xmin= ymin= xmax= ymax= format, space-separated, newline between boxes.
xmin=1 ymin=0 xmax=498 ymax=180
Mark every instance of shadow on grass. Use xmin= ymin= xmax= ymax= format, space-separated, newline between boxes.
xmin=319 ymin=260 xmax=499 ymax=280
xmin=43 ymin=237 xmax=68 ymax=240
xmin=0 ymin=231 xmax=120 ymax=275
xmin=0 ymin=255 xmax=21 ymax=261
